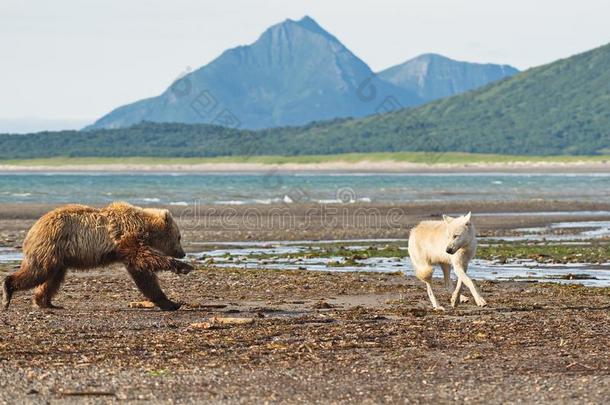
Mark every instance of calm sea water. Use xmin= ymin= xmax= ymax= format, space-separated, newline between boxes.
xmin=1 ymin=172 xmax=609 ymax=205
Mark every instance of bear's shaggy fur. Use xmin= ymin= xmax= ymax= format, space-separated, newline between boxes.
xmin=2 ymin=202 xmax=192 ymax=311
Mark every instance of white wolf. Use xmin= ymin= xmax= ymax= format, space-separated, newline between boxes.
xmin=408 ymin=212 xmax=486 ymax=310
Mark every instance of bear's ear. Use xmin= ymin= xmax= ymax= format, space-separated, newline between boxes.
xmin=147 ymin=208 xmax=171 ymax=229
xmin=158 ymin=209 xmax=171 ymax=226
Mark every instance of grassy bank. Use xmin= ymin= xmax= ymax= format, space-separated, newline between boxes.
xmin=2 ymin=152 xmax=610 ymax=166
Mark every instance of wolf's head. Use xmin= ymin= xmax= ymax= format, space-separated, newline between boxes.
xmin=443 ymin=212 xmax=474 ymax=255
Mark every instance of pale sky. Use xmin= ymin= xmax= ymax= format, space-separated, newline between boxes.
xmin=1 ymin=0 xmax=609 ymax=132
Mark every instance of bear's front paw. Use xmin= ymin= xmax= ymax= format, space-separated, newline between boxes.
xmin=172 ymin=260 xmax=194 ymax=275
xmin=158 ymin=300 xmax=182 ymax=311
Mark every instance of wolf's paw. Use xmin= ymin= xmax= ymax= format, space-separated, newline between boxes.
xmin=475 ymin=298 xmax=487 ymax=307
xmin=459 ymin=295 xmax=470 ymax=303
xmin=433 ymin=305 xmax=446 ymax=312
xmin=450 ymin=293 xmax=461 ymax=308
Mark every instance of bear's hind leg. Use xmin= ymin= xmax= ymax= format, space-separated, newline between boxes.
xmin=33 ymin=267 xmax=67 ymax=309
xmin=3 ymin=259 xmax=50 ymax=310
xmin=2 ymin=278 xmax=12 ymax=310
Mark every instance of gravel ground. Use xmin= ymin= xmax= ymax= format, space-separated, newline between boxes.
xmin=0 ymin=266 xmax=608 ymax=404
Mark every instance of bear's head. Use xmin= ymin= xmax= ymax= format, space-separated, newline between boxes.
xmin=145 ymin=208 xmax=186 ymax=258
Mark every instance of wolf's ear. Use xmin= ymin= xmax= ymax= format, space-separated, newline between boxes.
xmin=442 ymin=215 xmax=454 ymax=223
xmin=464 ymin=212 xmax=472 ymax=222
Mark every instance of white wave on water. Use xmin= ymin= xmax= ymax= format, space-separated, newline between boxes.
xmin=215 ymin=196 xmax=295 ymax=205
xmin=214 ymin=196 xmax=375 ymax=205
xmin=317 ymin=199 xmax=342 ymax=204
xmin=215 ymin=200 xmax=247 ymax=205
xmin=140 ymin=197 xmax=161 ymax=203
xmin=253 ymin=198 xmax=283 ymax=204
xmin=316 ymin=197 xmax=372 ymax=204
xmin=169 ymin=201 xmax=189 ymax=206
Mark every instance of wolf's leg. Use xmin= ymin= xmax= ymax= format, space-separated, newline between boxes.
xmin=442 ymin=264 xmax=469 ymax=307
xmin=448 ymin=278 xmax=470 ymax=307
xmin=450 ymin=279 xmax=463 ymax=307
xmin=453 ymin=265 xmax=486 ymax=307
xmin=411 ymin=257 xmax=444 ymax=310
xmin=33 ymin=267 xmax=67 ymax=309
xmin=2 ymin=258 xmax=51 ymax=310
xmin=425 ymin=281 xmax=444 ymax=311
xmin=441 ymin=264 xmax=453 ymax=292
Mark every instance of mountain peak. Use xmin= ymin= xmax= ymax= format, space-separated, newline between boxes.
xmin=266 ymin=15 xmax=338 ymax=44
xmin=88 ymin=16 xmax=421 ymax=131
xmin=410 ymin=53 xmax=516 ymax=69
xmin=378 ymin=54 xmax=519 ymax=101
xmin=413 ymin=53 xmax=447 ymax=60
xmin=89 ymin=16 xmax=517 ymax=131
xmin=293 ymin=15 xmax=327 ymax=34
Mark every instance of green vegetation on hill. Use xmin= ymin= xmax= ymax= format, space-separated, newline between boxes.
xmin=362 ymin=42 xmax=610 ymax=155
xmin=0 ymin=42 xmax=609 ymax=158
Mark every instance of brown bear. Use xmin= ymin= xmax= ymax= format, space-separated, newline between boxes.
xmin=2 ymin=202 xmax=193 ymax=311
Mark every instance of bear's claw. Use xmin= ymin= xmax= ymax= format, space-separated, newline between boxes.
xmin=158 ymin=300 xmax=182 ymax=311
xmin=173 ymin=260 xmax=194 ymax=275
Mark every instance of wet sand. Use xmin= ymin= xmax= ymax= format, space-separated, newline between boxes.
xmin=3 ymin=200 xmax=610 ymax=246
xmin=2 ymin=160 xmax=610 ymax=173
xmin=0 ymin=201 xmax=609 ymax=403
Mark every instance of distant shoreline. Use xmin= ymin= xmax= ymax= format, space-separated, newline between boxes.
xmin=2 ymin=160 xmax=610 ymax=173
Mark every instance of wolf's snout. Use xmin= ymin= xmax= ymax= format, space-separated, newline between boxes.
xmin=446 ymin=247 xmax=455 ymax=254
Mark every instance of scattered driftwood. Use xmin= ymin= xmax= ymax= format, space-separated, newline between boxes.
xmin=128 ymin=301 xmax=156 ymax=309
xmin=60 ymin=391 xmax=116 ymax=397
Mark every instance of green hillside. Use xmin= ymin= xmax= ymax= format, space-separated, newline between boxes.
xmin=0 ymin=42 xmax=609 ymax=158
xmin=291 ymin=41 xmax=610 ymax=155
